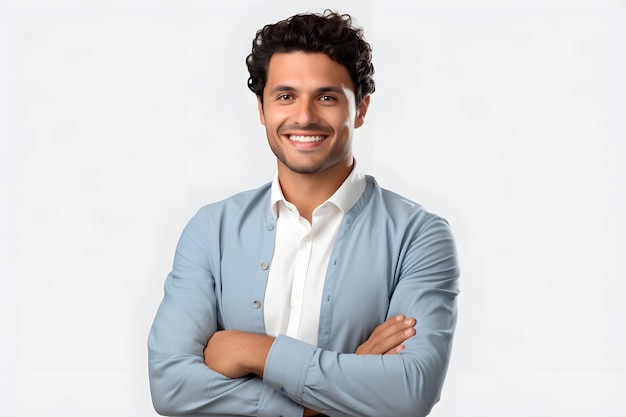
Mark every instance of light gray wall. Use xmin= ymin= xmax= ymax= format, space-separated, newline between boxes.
xmin=1 ymin=1 xmax=624 ymax=416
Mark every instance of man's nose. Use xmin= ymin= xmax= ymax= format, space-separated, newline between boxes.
xmin=294 ymin=100 xmax=318 ymax=125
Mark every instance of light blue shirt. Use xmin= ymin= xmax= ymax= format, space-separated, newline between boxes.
xmin=148 ymin=175 xmax=460 ymax=417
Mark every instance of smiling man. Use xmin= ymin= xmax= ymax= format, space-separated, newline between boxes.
xmin=148 ymin=11 xmax=459 ymax=417
xmin=261 ymin=50 xmax=369 ymax=223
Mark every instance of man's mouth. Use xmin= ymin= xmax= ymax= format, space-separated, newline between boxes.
xmin=288 ymin=135 xmax=326 ymax=143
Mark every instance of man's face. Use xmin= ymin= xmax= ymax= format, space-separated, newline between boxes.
xmin=258 ymin=51 xmax=369 ymax=176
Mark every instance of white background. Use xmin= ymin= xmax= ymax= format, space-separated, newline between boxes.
xmin=1 ymin=0 xmax=625 ymax=416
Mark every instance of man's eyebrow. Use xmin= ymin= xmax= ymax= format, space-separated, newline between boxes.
xmin=267 ymin=85 xmax=347 ymax=95
xmin=268 ymin=85 xmax=295 ymax=94
xmin=316 ymin=86 xmax=346 ymax=95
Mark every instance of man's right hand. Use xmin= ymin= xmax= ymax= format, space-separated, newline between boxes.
xmin=355 ymin=314 xmax=416 ymax=355
xmin=303 ymin=315 xmax=416 ymax=416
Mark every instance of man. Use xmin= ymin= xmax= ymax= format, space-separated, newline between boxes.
xmin=148 ymin=10 xmax=459 ymax=417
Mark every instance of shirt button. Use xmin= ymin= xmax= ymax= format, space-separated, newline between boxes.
xmin=252 ymin=300 xmax=261 ymax=309
xmin=267 ymin=224 xmax=275 ymax=231
xmin=303 ymin=236 xmax=311 ymax=243
xmin=260 ymin=262 xmax=268 ymax=270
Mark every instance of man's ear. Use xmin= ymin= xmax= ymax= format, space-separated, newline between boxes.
xmin=257 ymin=96 xmax=266 ymax=126
xmin=354 ymin=95 xmax=371 ymax=128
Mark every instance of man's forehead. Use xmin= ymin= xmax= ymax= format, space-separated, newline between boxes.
xmin=266 ymin=51 xmax=346 ymax=72
xmin=265 ymin=51 xmax=355 ymax=90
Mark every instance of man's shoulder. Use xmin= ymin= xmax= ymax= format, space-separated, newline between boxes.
xmin=365 ymin=176 xmax=426 ymax=213
xmin=364 ymin=176 xmax=447 ymax=227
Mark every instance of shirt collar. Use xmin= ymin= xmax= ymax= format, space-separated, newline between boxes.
xmin=270 ymin=160 xmax=366 ymax=219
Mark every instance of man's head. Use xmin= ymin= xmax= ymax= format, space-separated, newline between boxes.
xmin=246 ymin=10 xmax=375 ymax=106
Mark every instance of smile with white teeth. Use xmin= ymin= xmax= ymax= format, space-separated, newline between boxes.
xmin=288 ymin=135 xmax=326 ymax=143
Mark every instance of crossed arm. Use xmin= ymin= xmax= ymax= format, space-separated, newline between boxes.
xmin=204 ymin=314 xmax=417 ymax=416
xmin=204 ymin=314 xmax=416 ymax=378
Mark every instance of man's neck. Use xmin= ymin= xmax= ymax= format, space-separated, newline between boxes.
xmin=277 ymin=161 xmax=353 ymax=223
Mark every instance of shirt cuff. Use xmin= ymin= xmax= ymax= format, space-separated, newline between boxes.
xmin=257 ymin=382 xmax=305 ymax=417
xmin=263 ymin=334 xmax=317 ymax=402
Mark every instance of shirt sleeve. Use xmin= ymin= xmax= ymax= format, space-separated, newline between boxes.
xmin=263 ymin=216 xmax=460 ymax=417
xmin=147 ymin=212 xmax=304 ymax=417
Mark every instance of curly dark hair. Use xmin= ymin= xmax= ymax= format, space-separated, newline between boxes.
xmin=246 ymin=10 xmax=375 ymax=105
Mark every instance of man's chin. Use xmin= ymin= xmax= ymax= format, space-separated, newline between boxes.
xmin=282 ymin=163 xmax=324 ymax=175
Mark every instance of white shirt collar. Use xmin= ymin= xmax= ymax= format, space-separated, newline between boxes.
xmin=270 ymin=160 xmax=366 ymax=219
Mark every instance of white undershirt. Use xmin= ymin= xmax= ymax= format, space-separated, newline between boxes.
xmin=264 ymin=163 xmax=366 ymax=346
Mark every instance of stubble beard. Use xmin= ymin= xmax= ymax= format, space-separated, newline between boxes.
xmin=269 ymin=138 xmax=351 ymax=175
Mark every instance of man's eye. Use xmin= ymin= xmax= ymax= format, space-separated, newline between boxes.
xmin=320 ymin=95 xmax=335 ymax=101
xmin=279 ymin=94 xmax=293 ymax=100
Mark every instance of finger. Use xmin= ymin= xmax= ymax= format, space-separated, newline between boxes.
xmin=356 ymin=315 xmax=417 ymax=355
xmin=378 ymin=326 xmax=415 ymax=352
xmin=370 ymin=316 xmax=416 ymax=341
xmin=360 ymin=323 xmax=416 ymax=355
xmin=384 ymin=344 xmax=405 ymax=355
